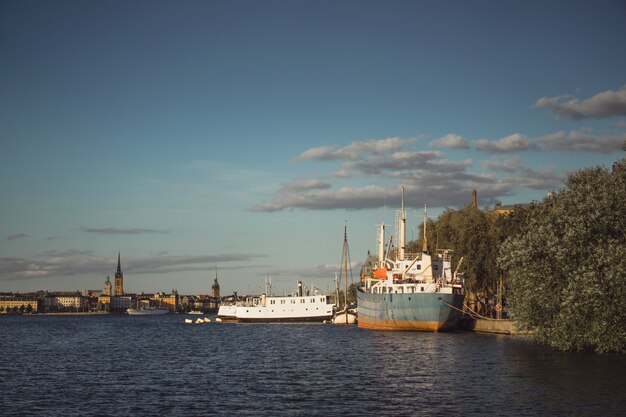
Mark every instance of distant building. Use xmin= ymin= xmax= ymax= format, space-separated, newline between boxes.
xmin=493 ymin=202 xmax=528 ymax=215
xmin=111 ymin=295 xmax=132 ymax=312
xmin=151 ymin=292 xmax=177 ymax=312
xmin=114 ymin=253 xmax=124 ymax=296
xmin=103 ymin=276 xmax=112 ymax=296
xmin=210 ymin=268 xmax=221 ymax=311
xmin=0 ymin=295 xmax=38 ymax=313
xmin=98 ymin=294 xmax=111 ymax=309
xmin=45 ymin=292 xmax=88 ymax=311
xmin=211 ymin=269 xmax=220 ymax=299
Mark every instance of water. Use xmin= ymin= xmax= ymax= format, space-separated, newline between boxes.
xmin=1 ymin=315 xmax=624 ymax=416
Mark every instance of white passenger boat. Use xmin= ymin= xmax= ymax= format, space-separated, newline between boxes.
xmin=217 ymin=280 xmax=334 ymax=323
xmin=126 ymin=306 xmax=169 ymax=315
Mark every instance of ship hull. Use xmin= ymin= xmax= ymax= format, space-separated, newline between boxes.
xmin=356 ymin=287 xmax=464 ymax=331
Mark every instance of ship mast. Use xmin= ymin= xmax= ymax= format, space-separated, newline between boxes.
xmin=422 ymin=203 xmax=428 ymax=253
xmin=399 ymin=186 xmax=406 ymax=261
xmin=343 ymin=225 xmax=348 ymax=313
xmin=377 ymin=220 xmax=385 ymax=263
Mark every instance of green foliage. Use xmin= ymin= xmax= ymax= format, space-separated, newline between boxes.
xmin=498 ymin=159 xmax=626 ymax=353
xmin=348 ymin=282 xmax=357 ymax=304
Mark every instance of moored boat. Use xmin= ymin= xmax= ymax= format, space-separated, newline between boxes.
xmin=127 ymin=306 xmax=170 ymax=315
xmin=357 ymin=187 xmax=465 ymax=331
xmin=217 ymin=280 xmax=334 ymax=323
xmin=332 ymin=226 xmax=357 ymax=325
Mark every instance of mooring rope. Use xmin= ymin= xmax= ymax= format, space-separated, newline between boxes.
xmin=440 ymin=299 xmax=500 ymax=321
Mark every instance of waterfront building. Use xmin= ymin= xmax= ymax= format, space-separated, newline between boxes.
xmin=114 ymin=253 xmax=124 ymax=296
xmin=151 ymin=292 xmax=177 ymax=312
xmin=111 ymin=295 xmax=133 ymax=312
xmin=98 ymin=294 xmax=111 ymax=306
xmin=0 ymin=296 xmax=38 ymax=313
xmin=44 ymin=292 xmax=88 ymax=312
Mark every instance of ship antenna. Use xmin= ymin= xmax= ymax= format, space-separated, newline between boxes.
xmin=422 ymin=202 xmax=428 ymax=253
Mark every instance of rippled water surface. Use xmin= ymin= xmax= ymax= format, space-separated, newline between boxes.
xmin=1 ymin=315 xmax=625 ymax=416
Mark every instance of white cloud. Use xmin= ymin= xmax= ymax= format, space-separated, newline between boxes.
xmin=533 ymin=85 xmax=626 ymax=119
xmin=475 ymin=133 xmax=535 ymax=153
xmin=0 ymin=252 xmax=267 ymax=281
xmin=537 ymin=130 xmax=626 ymax=153
xmin=293 ymin=137 xmax=415 ymax=162
xmin=482 ymin=157 xmax=522 ymax=173
xmin=81 ymin=227 xmax=172 ymax=235
xmin=430 ymin=134 xmax=470 ymax=149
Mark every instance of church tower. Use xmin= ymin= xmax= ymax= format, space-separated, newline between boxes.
xmin=103 ymin=276 xmax=112 ymax=296
xmin=211 ymin=266 xmax=220 ymax=299
xmin=114 ymin=253 xmax=124 ymax=296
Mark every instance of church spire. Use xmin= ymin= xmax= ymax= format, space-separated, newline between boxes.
xmin=114 ymin=252 xmax=124 ymax=296
xmin=115 ymin=252 xmax=123 ymax=278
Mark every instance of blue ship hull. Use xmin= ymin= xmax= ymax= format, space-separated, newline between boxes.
xmin=357 ymin=287 xmax=464 ymax=331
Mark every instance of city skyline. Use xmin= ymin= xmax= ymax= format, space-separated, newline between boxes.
xmin=1 ymin=0 xmax=625 ymax=295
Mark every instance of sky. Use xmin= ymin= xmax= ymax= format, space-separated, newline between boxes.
xmin=1 ymin=0 xmax=625 ymax=296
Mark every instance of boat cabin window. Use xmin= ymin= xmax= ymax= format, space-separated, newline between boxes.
xmin=311 ymin=298 xmax=315 ymax=303
xmin=281 ymin=300 xmax=285 ymax=304
xmin=416 ymin=265 xmax=421 ymax=270
xmin=421 ymin=287 xmax=424 ymax=292
xmin=320 ymin=298 xmax=325 ymax=302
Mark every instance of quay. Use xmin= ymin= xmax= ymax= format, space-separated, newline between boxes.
xmin=459 ymin=318 xmax=529 ymax=335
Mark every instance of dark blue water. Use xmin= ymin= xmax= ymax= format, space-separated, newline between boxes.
xmin=1 ymin=315 xmax=624 ymax=416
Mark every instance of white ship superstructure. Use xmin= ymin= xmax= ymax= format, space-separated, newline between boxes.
xmin=217 ymin=281 xmax=334 ymax=323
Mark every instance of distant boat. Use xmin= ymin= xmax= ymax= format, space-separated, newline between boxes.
xmin=127 ymin=299 xmax=169 ymax=315
xmin=332 ymin=226 xmax=357 ymax=325
xmin=217 ymin=280 xmax=334 ymax=323
xmin=127 ymin=306 xmax=169 ymax=315
xmin=356 ymin=188 xmax=465 ymax=331
xmin=187 ymin=310 xmax=204 ymax=315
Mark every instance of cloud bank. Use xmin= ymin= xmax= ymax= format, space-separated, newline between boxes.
xmin=533 ymin=85 xmax=626 ymax=119
xmin=0 ymin=252 xmax=267 ymax=281
xmin=81 ymin=227 xmax=172 ymax=235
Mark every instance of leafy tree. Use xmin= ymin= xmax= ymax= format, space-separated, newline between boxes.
xmin=347 ymin=282 xmax=358 ymax=305
xmin=499 ymin=159 xmax=626 ymax=353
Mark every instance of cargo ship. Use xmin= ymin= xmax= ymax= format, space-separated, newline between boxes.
xmin=357 ymin=188 xmax=465 ymax=331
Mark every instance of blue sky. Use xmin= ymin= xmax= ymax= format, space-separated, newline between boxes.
xmin=1 ymin=0 xmax=625 ymax=295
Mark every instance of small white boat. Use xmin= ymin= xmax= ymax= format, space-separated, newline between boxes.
xmin=184 ymin=319 xmax=193 ymax=324
xmin=188 ymin=310 xmax=204 ymax=315
xmin=203 ymin=317 xmax=211 ymax=323
xmin=333 ymin=308 xmax=357 ymax=325
xmin=332 ymin=226 xmax=358 ymax=325
xmin=195 ymin=318 xmax=204 ymax=324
